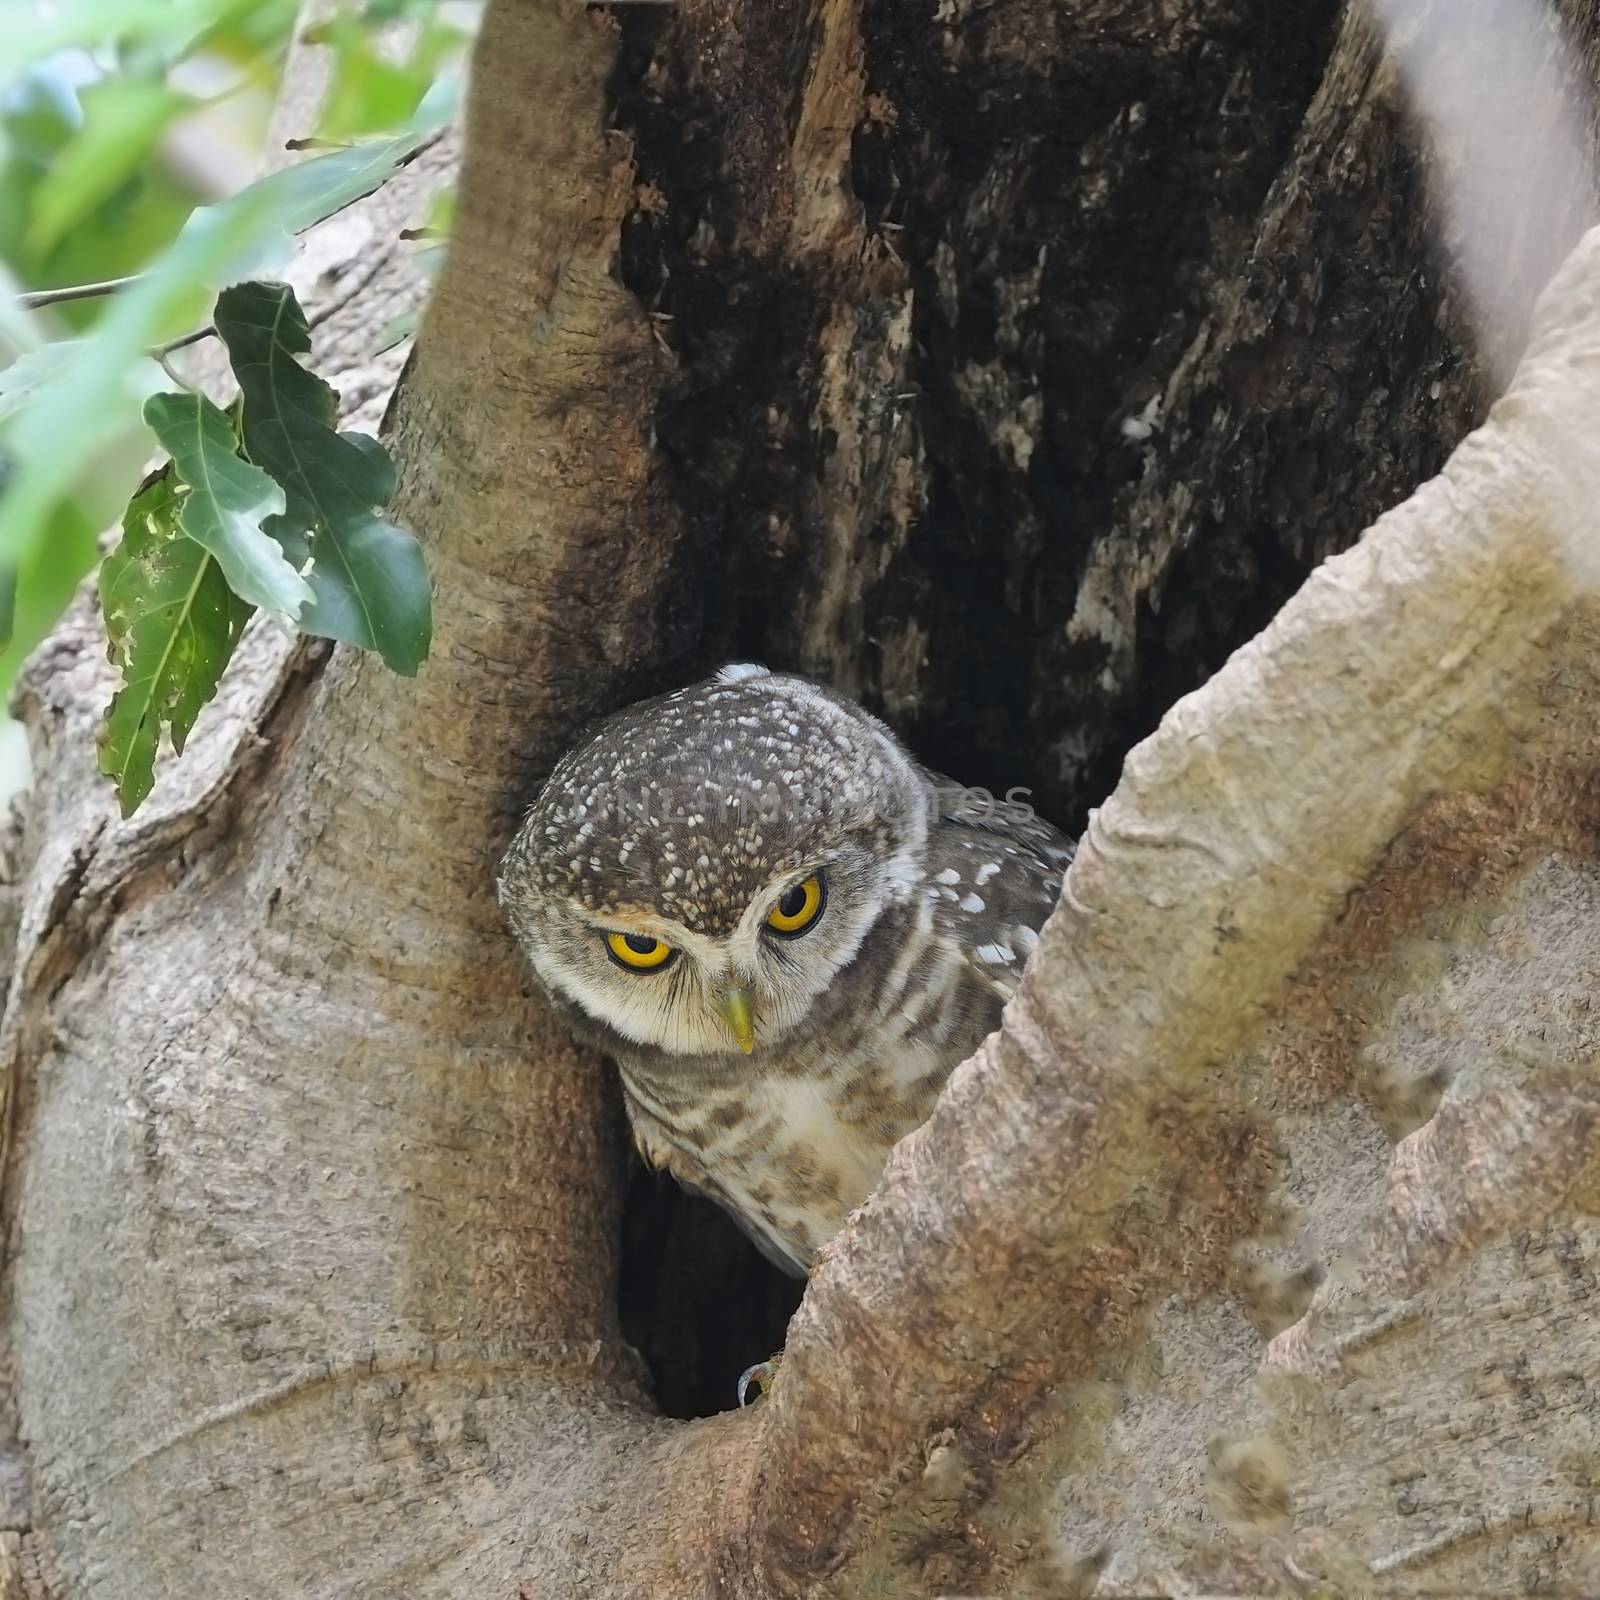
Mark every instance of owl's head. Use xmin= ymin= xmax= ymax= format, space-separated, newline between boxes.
xmin=496 ymin=665 xmax=929 ymax=1060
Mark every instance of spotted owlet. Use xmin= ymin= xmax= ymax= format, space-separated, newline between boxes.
xmin=497 ymin=665 xmax=1072 ymax=1276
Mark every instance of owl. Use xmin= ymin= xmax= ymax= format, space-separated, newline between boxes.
xmin=497 ymin=665 xmax=1072 ymax=1277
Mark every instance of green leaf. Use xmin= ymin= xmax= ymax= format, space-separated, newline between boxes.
xmin=142 ymin=390 xmax=312 ymax=619
xmin=359 ymin=0 xmax=435 ymax=22
xmin=4 ymin=0 xmax=223 ymax=78
xmin=301 ymin=505 xmax=431 ymax=673
xmin=99 ymin=467 xmax=253 ymax=817
xmin=0 ymin=343 xmax=81 ymax=427
xmin=0 ymin=566 xmax=14 ymax=653
xmin=422 ymin=187 xmax=456 ymax=237
xmin=116 ymin=0 xmax=297 ymax=77
xmin=310 ymin=8 xmax=468 ymax=143
xmin=1 ymin=61 xmax=84 ymax=168
xmin=214 ymin=280 xmax=430 ymax=674
xmin=0 ymin=185 xmax=278 ymax=572
xmin=314 ymin=27 xmax=432 ymax=143
xmin=216 ymin=77 xmax=458 ymax=272
xmin=0 ymin=82 xmax=457 ymax=575
xmin=27 ymin=78 xmax=193 ymax=255
xmin=371 ymin=306 xmax=417 ymax=356
xmin=0 ymin=497 xmax=100 ymax=708
xmin=6 ymin=0 xmax=292 ymax=80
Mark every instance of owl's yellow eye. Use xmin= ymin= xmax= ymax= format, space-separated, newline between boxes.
xmin=606 ymin=931 xmax=675 ymax=971
xmin=766 ymin=873 xmax=826 ymax=937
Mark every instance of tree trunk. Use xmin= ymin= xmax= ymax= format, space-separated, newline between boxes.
xmin=3 ymin=1 xmax=1599 ymax=1596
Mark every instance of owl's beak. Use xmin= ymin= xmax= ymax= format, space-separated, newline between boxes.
xmin=715 ymin=986 xmax=757 ymax=1054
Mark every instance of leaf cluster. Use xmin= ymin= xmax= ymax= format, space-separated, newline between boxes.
xmin=0 ymin=0 xmax=469 ymax=806
xmin=99 ymin=281 xmax=431 ymax=816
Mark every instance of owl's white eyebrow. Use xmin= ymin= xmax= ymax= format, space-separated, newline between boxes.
xmin=591 ymin=916 xmax=681 ymax=941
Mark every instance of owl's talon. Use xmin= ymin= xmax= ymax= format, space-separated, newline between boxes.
xmin=737 ymin=1357 xmax=780 ymax=1407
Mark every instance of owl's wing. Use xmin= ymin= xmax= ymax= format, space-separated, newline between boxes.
xmin=918 ymin=767 xmax=1074 ymax=1000
xmin=624 ymin=1091 xmax=810 ymax=1277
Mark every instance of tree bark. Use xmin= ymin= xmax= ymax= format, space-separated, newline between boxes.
xmin=3 ymin=1 xmax=1599 ymax=1597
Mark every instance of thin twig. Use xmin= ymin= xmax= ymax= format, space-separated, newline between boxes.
xmin=17 ymin=275 xmax=140 ymax=310
xmin=156 ymin=325 xmax=217 ymax=357
xmin=12 ymin=125 xmax=451 ymax=318
xmin=152 ymin=349 xmax=189 ymax=390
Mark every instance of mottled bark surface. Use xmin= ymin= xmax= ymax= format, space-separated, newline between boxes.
xmin=614 ymin=0 xmax=1495 ymax=820
xmin=1 ymin=1 xmax=1598 ymax=1597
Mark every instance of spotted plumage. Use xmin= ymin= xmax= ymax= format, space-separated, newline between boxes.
xmin=497 ymin=665 xmax=1072 ymax=1275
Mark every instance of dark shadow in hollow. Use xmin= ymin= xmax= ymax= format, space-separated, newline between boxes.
xmin=619 ymin=1160 xmax=805 ymax=1420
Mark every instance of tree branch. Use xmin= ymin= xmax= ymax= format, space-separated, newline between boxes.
xmin=1 ymin=3 xmax=718 ymax=1594
xmin=754 ymin=226 xmax=1600 ymax=1590
xmin=10 ymin=1 xmax=1600 ymax=1595
xmin=11 ymin=130 xmax=448 ymax=315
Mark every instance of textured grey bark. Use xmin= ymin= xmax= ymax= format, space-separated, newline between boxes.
xmin=1 ymin=1 xmax=1598 ymax=1597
